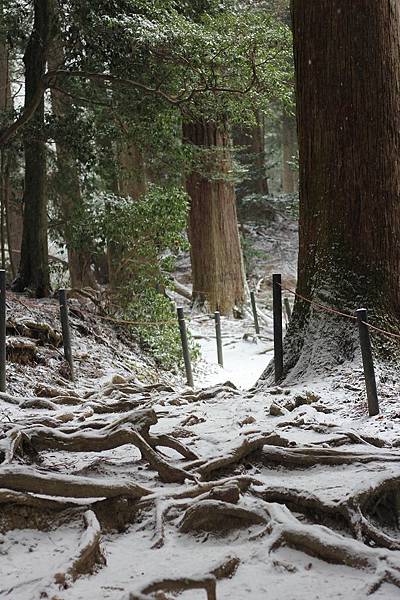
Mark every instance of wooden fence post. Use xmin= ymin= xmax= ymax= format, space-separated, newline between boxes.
xmin=273 ymin=274 xmax=283 ymax=382
xmin=59 ymin=289 xmax=74 ymax=381
xmin=177 ymin=307 xmax=194 ymax=387
xmin=250 ymin=291 xmax=260 ymax=335
xmin=0 ymin=270 xmax=6 ymax=392
xmin=214 ymin=311 xmax=223 ymax=367
xmin=356 ymin=308 xmax=379 ymax=416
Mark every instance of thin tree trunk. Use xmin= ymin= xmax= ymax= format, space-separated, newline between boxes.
xmin=280 ymin=0 xmax=400 ymax=379
xmin=252 ymin=111 xmax=269 ymax=196
xmin=3 ymin=161 xmax=16 ymax=278
xmin=117 ymin=138 xmax=146 ymax=200
xmin=106 ymin=134 xmax=147 ymax=290
xmin=233 ymin=112 xmax=269 ymax=199
xmin=48 ymin=40 xmax=97 ymax=289
xmin=281 ymin=113 xmax=297 ymax=193
xmin=183 ymin=120 xmax=246 ymax=315
xmin=0 ymin=20 xmax=15 ymax=275
xmin=12 ymin=0 xmax=53 ymax=297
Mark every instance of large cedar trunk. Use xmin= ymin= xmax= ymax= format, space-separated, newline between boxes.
xmin=183 ymin=120 xmax=245 ymax=315
xmin=280 ymin=0 xmax=400 ymax=380
xmin=281 ymin=113 xmax=297 ymax=193
xmin=48 ymin=43 xmax=97 ymax=289
xmin=12 ymin=0 xmax=52 ymax=297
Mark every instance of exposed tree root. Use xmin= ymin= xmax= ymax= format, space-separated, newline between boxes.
xmin=0 ymin=465 xmax=151 ymax=498
xmin=126 ymin=556 xmax=240 ymax=600
xmin=3 ymin=373 xmax=400 ymax=597
xmin=259 ymin=445 xmax=400 ymax=467
xmin=61 ymin=510 xmax=105 ymax=580
xmin=254 ymin=473 xmax=400 ymax=551
xmin=179 ymin=499 xmax=266 ymax=532
xmin=0 ymin=488 xmax=77 ymax=511
xmin=196 ymin=432 xmax=290 ymax=479
xmin=4 ymin=409 xmax=196 ymax=484
xmin=33 ymin=510 xmax=106 ymax=598
xmin=265 ymin=502 xmax=400 ymax=595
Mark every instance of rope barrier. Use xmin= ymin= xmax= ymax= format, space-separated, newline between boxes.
xmin=360 ymin=320 xmax=400 ymax=341
xmin=275 ymin=281 xmax=400 ymax=342
xmin=277 ymin=283 xmax=357 ymax=321
xmin=79 ymin=312 xmax=178 ymax=327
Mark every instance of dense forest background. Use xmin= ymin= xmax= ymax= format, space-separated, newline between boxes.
xmin=0 ymin=0 xmax=297 ymax=366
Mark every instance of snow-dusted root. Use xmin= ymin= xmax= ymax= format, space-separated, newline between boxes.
xmin=196 ymin=432 xmax=291 ymax=479
xmin=61 ymin=510 xmax=105 ymax=580
xmin=258 ymin=444 xmax=400 ymax=468
xmin=0 ymin=464 xmax=151 ymax=498
xmin=179 ymin=499 xmax=267 ymax=532
xmin=253 ymin=470 xmax=400 ymax=551
xmin=138 ymin=478 xmax=260 ymax=548
xmin=125 ymin=556 xmax=240 ymax=600
xmin=264 ymin=502 xmax=400 ymax=596
xmin=194 ymin=429 xmax=380 ymax=480
xmin=4 ymin=408 xmax=197 ymax=483
xmin=0 ymin=488 xmax=77 ymax=511
xmin=37 ymin=510 xmax=106 ymax=596
xmin=147 ymin=432 xmax=199 ymax=460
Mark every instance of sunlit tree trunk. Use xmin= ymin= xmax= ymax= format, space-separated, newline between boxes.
xmin=183 ymin=119 xmax=245 ymax=315
xmin=12 ymin=0 xmax=53 ymax=296
xmin=278 ymin=0 xmax=400 ymax=380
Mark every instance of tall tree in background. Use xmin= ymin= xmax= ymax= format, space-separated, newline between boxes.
xmin=48 ymin=33 xmax=97 ymax=289
xmin=282 ymin=0 xmax=400 ymax=379
xmin=234 ymin=111 xmax=269 ymax=198
xmin=184 ymin=119 xmax=245 ymax=314
xmin=12 ymin=0 xmax=54 ymax=296
xmin=281 ymin=112 xmax=297 ymax=193
xmin=0 ymin=19 xmax=11 ymax=271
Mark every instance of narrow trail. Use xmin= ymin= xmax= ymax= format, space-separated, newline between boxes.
xmin=191 ymin=312 xmax=274 ymax=390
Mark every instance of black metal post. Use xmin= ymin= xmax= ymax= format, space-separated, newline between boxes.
xmin=273 ymin=274 xmax=283 ymax=382
xmin=356 ymin=308 xmax=379 ymax=416
xmin=250 ymin=291 xmax=260 ymax=335
xmin=59 ymin=289 xmax=74 ymax=381
xmin=0 ymin=270 xmax=6 ymax=392
xmin=214 ymin=311 xmax=223 ymax=367
xmin=177 ymin=307 xmax=194 ymax=387
xmin=284 ymin=297 xmax=292 ymax=322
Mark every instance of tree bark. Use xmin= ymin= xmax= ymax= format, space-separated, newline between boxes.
xmin=183 ymin=120 xmax=246 ymax=315
xmin=281 ymin=113 xmax=297 ymax=193
xmin=0 ymin=22 xmax=21 ymax=277
xmin=48 ymin=40 xmax=97 ymax=289
xmin=105 ymin=134 xmax=147 ymax=290
xmin=233 ymin=111 xmax=269 ymax=199
xmin=280 ymin=0 xmax=400 ymax=379
xmin=12 ymin=0 xmax=53 ymax=297
xmin=117 ymin=138 xmax=146 ymax=200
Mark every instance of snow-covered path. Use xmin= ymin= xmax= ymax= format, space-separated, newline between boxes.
xmin=190 ymin=312 xmax=274 ymax=389
xmin=2 ymin=294 xmax=400 ymax=600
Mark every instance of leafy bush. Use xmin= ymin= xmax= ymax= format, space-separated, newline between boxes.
xmin=72 ymin=184 xmax=199 ymax=369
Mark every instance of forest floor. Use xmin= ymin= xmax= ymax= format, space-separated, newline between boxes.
xmin=2 ymin=199 xmax=400 ymax=600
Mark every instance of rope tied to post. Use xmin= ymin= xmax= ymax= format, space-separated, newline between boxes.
xmin=275 ymin=281 xmax=400 ymax=342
